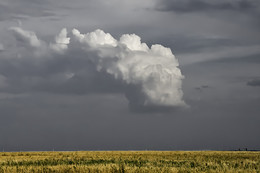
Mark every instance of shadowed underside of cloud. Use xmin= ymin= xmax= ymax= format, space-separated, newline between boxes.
xmin=0 ymin=27 xmax=187 ymax=112
xmin=155 ymin=0 xmax=258 ymax=13
xmin=247 ymin=79 xmax=260 ymax=87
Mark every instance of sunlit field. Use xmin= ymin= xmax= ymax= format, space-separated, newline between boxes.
xmin=0 ymin=151 xmax=259 ymax=172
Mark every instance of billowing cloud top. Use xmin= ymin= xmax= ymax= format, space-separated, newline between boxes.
xmin=9 ymin=27 xmax=41 ymax=47
xmin=5 ymin=27 xmax=186 ymax=112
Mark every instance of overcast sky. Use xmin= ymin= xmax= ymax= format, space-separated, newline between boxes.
xmin=0 ymin=0 xmax=259 ymax=151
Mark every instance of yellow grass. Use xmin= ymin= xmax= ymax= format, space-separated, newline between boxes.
xmin=0 ymin=151 xmax=259 ymax=172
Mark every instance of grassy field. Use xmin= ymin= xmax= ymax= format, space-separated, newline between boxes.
xmin=0 ymin=151 xmax=259 ymax=173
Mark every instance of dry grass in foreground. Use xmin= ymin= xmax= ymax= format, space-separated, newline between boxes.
xmin=0 ymin=151 xmax=259 ymax=173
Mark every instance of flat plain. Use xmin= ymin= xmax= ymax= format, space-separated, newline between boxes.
xmin=0 ymin=151 xmax=259 ymax=172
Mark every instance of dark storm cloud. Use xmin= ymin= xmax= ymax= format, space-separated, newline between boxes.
xmin=155 ymin=0 xmax=258 ymax=13
xmin=0 ymin=56 xmax=125 ymax=95
xmin=1 ymin=89 xmax=260 ymax=151
xmin=194 ymin=85 xmax=211 ymax=92
xmin=247 ymin=79 xmax=260 ymax=87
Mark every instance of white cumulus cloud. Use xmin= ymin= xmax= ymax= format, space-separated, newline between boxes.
xmin=9 ymin=27 xmax=41 ymax=47
xmin=50 ymin=28 xmax=70 ymax=53
xmin=5 ymin=26 xmax=187 ymax=111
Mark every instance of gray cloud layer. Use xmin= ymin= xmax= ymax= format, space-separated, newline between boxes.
xmin=156 ymin=0 xmax=259 ymax=13
xmin=0 ymin=0 xmax=55 ymax=21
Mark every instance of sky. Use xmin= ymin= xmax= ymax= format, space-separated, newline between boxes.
xmin=0 ymin=0 xmax=259 ymax=151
